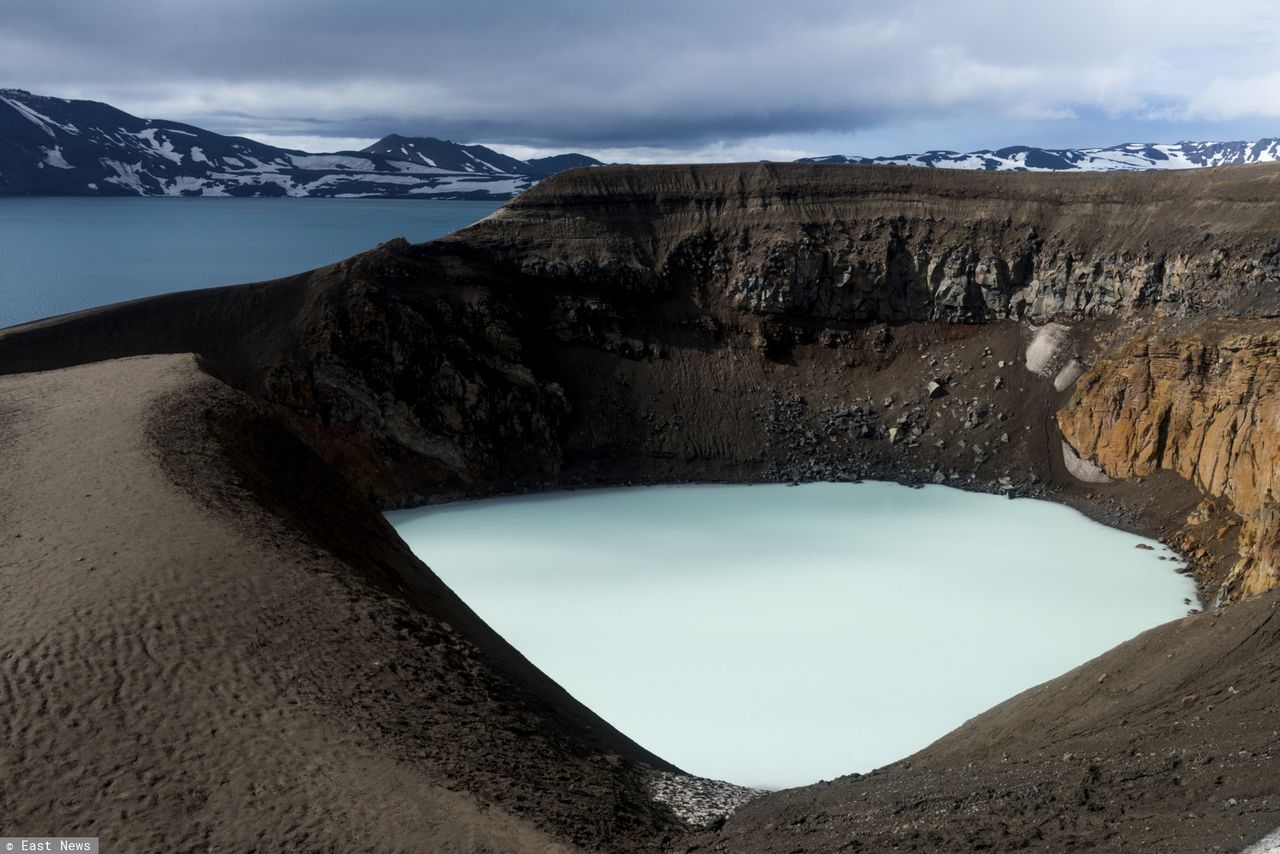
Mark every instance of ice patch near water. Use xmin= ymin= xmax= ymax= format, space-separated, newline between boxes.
xmin=1025 ymin=322 xmax=1070 ymax=376
xmin=388 ymin=481 xmax=1198 ymax=789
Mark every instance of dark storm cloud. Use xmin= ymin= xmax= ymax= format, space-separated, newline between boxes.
xmin=3 ymin=0 xmax=1280 ymax=153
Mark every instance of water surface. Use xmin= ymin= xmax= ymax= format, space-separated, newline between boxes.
xmin=388 ymin=481 xmax=1196 ymax=789
xmin=0 ymin=197 xmax=501 ymax=328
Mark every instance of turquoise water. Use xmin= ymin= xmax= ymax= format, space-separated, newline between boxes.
xmin=0 ymin=198 xmax=501 ymax=329
xmin=388 ymin=481 xmax=1198 ymax=789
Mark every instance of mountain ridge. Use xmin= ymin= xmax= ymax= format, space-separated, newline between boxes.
xmin=800 ymin=138 xmax=1280 ymax=172
xmin=6 ymin=87 xmax=1280 ymax=198
xmin=0 ymin=89 xmax=601 ymax=198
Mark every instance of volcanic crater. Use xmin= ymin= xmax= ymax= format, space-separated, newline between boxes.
xmin=2 ymin=162 xmax=1280 ymax=851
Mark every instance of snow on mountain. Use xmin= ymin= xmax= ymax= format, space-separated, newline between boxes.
xmin=0 ymin=90 xmax=602 ymax=198
xmin=798 ymin=140 xmax=1280 ymax=172
xmin=8 ymin=87 xmax=1272 ymax=198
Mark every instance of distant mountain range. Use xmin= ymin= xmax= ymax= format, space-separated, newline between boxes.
xmin=0 ymin=89 xmax=602 ymax=198
xmin=5 ymin=88 xmax=1280 ymax=199
xmin=799 ymin=140 xmax=1280 ymax=172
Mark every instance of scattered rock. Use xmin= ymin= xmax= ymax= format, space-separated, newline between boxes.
xmin=650 ymin=772 xmax=764 ymax=829
xmin=963 ymin=402 xmax=988 ymax=429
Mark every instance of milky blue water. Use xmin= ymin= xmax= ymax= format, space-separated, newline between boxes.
xmin=388 ymin=481 xmax=1198 ymax=790
xmin=0 ymin=198 xmax=501 ymax=329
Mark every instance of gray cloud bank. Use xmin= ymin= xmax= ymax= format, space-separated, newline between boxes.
xmin=4 ymin=0 xmax=1280 ymax=156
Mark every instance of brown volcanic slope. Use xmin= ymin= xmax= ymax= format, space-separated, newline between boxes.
xmin=2 ymin=162 xmax=1280 ymax=850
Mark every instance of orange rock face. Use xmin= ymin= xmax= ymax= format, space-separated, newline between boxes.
xmin=1057 ymin=321 xmax=1280 ymax=601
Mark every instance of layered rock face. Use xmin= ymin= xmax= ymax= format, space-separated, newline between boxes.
xmin=1059 ymin=321 xmax=1280 ymax=602
xmin=466 ymin=163 xmax=1280 ymax=323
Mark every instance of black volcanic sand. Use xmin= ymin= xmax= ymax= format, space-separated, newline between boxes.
xmin=0 ymin=356 xmax=684 ymax=851
xmin=1 ymin=163 xmax=1280 ymax=851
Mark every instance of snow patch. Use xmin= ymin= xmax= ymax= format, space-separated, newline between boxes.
xmin=298 ymin=172 xmax=423 ymax=192
xmin=1243 ymin=826 xmax=1280 ymax=853
xmin=41 ymin=146 xmax=73 ymax=169
xmin=0 ymin=94 xmax=56 ymax=137
xmin=0 ymin=93 xmax=80 ymax=137
xmin=289 ymin=154 xmax=377 ymax=171
xmin=384 ymin=159 xmax=460 ymax=175
xmin=134 ymin=129 xmax=184 ymax=164
xmin=164 ymin=176 xmax=228 ymax=197
xmin=100 ymin=159 xmax=150 ymax=194
xmin=1062 ymin=441 xmax=1112 ymax=484
xmin=1025 ymin=323 xmax=1071 ymax=377
xmin=1053 ymin=358 xmax=1087 ymax=392
xmin=408 ymin=177 xmax=525 ymax=196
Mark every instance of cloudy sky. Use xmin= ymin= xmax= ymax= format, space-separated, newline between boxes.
xmin=4 ymin=0 xmax=1280 ymax=161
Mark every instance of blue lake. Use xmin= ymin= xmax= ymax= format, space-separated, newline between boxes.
xmin=389 ymin=482 xmax=1198 ymax=790
xmin=0 ymin=197 xmax=501 ymax=329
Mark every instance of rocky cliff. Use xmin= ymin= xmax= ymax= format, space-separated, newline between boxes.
xmin=463 ymin=162 xmax=1280 ymax=322
xmin=1059 ymin=320 xmax=1280 ymax=603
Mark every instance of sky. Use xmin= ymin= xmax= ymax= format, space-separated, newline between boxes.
xmin=4 ymin=0 xmax=1280 ymax=162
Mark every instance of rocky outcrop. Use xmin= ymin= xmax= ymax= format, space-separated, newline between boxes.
xmin=460 ymin=162 xmax=1280 ymax=323
xmin=1058 ymin=322 xmax=1280 ymax=603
